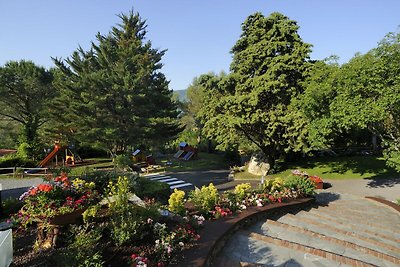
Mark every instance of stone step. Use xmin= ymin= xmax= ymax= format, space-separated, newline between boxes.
xmin=218 ymin=230 xmax=341 ymax=267
xmin=252 ymin=219 xmax=399 ymax=266
xmin=277 ymin=213 xmax=400 ymax=259
xmin=302 ymin=209 xmax=400 ymax=245
xmin=310 ymin=206 xmax=400 ymax=235
xmin=244 ymin=230 xmax=376 ymax=267
xmin=325 ymin=204 xmax=400 ymax=221
xmin=315 ymin=204 xmax=400 ymax=228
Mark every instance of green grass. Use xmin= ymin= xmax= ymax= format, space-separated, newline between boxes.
xmin=69 ymin=158 xmax=113 ymax=176
xmin=160 ymin=152 xmax=229 ymax=172
xmin=236 ymin=155 xmax=399 ymax=180
xmin=233 ymin=167 xmax=261 ymax=180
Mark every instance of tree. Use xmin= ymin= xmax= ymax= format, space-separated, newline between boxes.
xmin=0 ymin=60 xmax=54 ymax=157
xmin=52 ymin=11 xmax=181 ymax=153
xmin=200 ymin=12 xmax=312 ymax=168
xmin=302 ymin=31 xmax=400 ymax=171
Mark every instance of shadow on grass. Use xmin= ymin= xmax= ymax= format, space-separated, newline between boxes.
xmin=280 ymin=155 xmax=399 ymax=182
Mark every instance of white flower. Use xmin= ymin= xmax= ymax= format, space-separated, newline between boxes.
xmin=179 ymin=241 xmax=184 ymax=246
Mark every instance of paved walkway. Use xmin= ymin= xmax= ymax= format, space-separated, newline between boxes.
xmin=215 ymin=192 xmax=400 ymax=267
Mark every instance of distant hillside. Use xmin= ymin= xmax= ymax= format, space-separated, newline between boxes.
xmin=174 ymin=89 xmax=187 ymax=102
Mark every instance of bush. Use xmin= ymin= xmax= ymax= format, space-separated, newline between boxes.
xmin=168 ymin=189 xmax=186 ymax=215
xmin=0 ymin=198 xmax=23 ymax=219
xmin=261 ymin=177 xmax=284 ymax=193
xmin=0 ymin=153 xmax=36 ymax=168
xmin=283 ymin=175 xmax=315 ymax=196
xmin=80 ymin=170 xmax=137 ymax=194
xmin=234 ymin=183 xmax=252 ymax=201
xmin=134 ymin=177 xmax=171 ymax=203
xmin=189 ymin=183 xmax=218 ymax=214
xmin=113 ymin=154 xmax=132 ymax=169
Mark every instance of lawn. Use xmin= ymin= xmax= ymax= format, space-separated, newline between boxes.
xmin=69 ymin=158 xmax=113 ymax=175
xmin=160 ymin=152 xmax=229 ymax=172
xmin=235 ymin=155 xmax=399 ymax=180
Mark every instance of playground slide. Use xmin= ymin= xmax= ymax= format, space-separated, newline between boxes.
xmin=38 ymin=146 xmax=60 ymax=167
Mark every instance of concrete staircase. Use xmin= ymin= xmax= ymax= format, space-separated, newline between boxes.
xmin=215 ymin=193 xmax=400 ymax=267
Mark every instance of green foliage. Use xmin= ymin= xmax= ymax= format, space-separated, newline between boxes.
xmin=113 ymin=154 xmax=132 ymax=169
xmin=234 ymin=183 xmax=252 ymax=200
xmin=283 ymin=175 xmax=315 ymax=196
xmin=302 ymin=31 xmax=400 ymax=172
xmin=168 ymin=189 xmax=186 ymax=215
xmin=199 ymin=12 xmax=312 ymax=168
xmin=135 ymin=177 xmax=171 ymax=203
xmin=262 ymin=177 xmax=284 ymax=193
xmin=106 ymin=176 xmax=160 ymax=246
xmin=68 ymin=225 xmax=104 ymax=266
xmin=0 ymin=153 xmax=36 ymax=168
xmin=0 ymin=60 xmax=54 ymax=158
xmin=0 ymin=198 xmax=23 ymax=219
xmin=52 ymin=11 xmax=181 ymax=153
xmin=189 ymin=183 xmax=218 ymax=214
xmin=0 ymin=119 xmax=19 ymax=148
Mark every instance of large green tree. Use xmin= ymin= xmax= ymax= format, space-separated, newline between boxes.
xmin=0 ymin=60 xmax=54 ymax=157
xmin=52 ymin=11 xmax=181 ymax=153
xmin=303 ymin=31 xmax=400 ymax=170
xmin=200 ymin=12 xmax=312 ymax=168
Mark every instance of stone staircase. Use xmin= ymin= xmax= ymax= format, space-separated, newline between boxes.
xmin=215 ymin=193 xmax=400 ymax=267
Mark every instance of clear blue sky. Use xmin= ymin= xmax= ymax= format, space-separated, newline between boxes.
xmin=0 ymin=0 xmax=399 ymax=90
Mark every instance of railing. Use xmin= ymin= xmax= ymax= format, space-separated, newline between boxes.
xmin=0 ymin=167 xmax=49 ymax=178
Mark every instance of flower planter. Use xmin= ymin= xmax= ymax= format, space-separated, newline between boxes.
xmin=315 ymin=181 xmax=323 ymax=189
xmin=49 ymin=208 xmax=85 ymax=226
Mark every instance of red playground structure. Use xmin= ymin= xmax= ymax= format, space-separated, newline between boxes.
xmin=38 ymin=143 xmax=79 ymax=168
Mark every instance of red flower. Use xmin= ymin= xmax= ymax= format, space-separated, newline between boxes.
xmin=38 ymin=184 xmax=53 ymax=192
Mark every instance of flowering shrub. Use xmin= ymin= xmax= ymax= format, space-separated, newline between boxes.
xmin=168 ymin=189 xmax=186 ymax=215
xmin=211 ymin=206 xmax=233 ymax=219
xmin=189 ymin=183 xmax=218 ymax=215
xmin=15 ymin=175 xmax=99 ymax=228
xmin=290 ymin=169 xmax=324 ymax=189
xmin=234 ymin=183 xmax=252 ymax=201
xmin=130 ymin=220 xmax=200 ymax=266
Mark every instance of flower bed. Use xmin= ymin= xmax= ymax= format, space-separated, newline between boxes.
xmin=9 ymin=172 xmax=316 ymax=266
xmin=291 ymin=169 xmax=324 ymax=189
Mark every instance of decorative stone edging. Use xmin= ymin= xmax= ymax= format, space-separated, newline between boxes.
xmin=365 ymin=196 xmax=400 ymax=213
xmin=173 ymin=197 xmax=315 ymax=267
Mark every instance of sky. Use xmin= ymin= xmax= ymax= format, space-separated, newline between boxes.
xmin=0 ymin=0 xmax=399 ymax=91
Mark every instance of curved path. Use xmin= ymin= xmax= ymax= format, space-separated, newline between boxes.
xmin=214 ymin=192 xmax=400 ymax=267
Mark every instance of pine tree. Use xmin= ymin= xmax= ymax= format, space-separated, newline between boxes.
xmin=52 ymin=11 xmax=181 ymax=153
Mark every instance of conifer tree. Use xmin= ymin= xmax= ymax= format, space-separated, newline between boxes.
xmin=52 ymin=11 xmax=181 ymax=153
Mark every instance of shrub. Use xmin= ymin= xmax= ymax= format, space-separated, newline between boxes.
xmin=0 ymin=197 xmax=23 ymax=219
xmin=284 ymin=175 xmax=315 ymax=196
xmin=189 ymin=183 xmax=218 ymax=214
xmin=262 ymin=177 xmax=284 ymax=193
xmin=234 ymin=183 xmax=252 ymax=201
xmin=113 ymin=154 xmax=132 ymax=169
xmin=0 ymin=153 xmax=36 ymax=168
xmin=134 ymin=177 xmax=171 ymax=203
xmin=80 ymin=170 xmax=137 ymax=194
xmin=168 ymin=189 xmax=186 ymax=215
